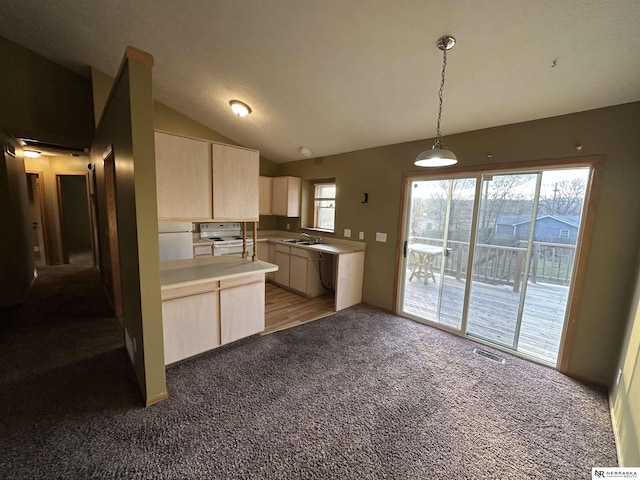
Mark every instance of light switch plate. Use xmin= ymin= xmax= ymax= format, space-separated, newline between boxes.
xmin=344 ymin=228 xmax=351 ymax=237
xmin=359 ymin=232 xmax=364 ymax=240
xmin=375 ymin=232 xmax=387 ymax=242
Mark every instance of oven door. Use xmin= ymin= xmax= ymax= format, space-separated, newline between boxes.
xmin=213 ymin=242 xmax=254 ymax=257
xmin=213 ymin=244 xmax=243 ymax=257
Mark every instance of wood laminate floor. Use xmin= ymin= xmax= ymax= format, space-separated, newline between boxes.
xmin=263 ymin=282 xmax=335 ymax=334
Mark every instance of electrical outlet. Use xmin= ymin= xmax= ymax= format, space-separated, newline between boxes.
xmin=359 ymin=232 xmax=364 ymax=240
xmin=616 ymin=368 xmax=623 ymax=386
xmin=286 ymin=223 xmax=290 ymax=230
xmin=375 ymin=232 xmax=387 ymax=242
xmin=344 ymin=228 xmax=351 ymax=238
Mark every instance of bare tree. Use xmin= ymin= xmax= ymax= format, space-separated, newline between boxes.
xmin=539 ymin=178 xmax=585 ymax=215
xmin=478 ymin=174 xmax=534 ymax=243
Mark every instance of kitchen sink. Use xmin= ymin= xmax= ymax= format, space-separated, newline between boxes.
xmin=283 ymin=239 xmax=315 ymax=245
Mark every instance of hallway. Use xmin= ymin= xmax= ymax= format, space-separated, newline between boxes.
xmin=0 ymin=256 xmax=142 ymax=454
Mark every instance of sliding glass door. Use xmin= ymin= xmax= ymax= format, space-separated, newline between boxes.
xmin=399 ymin=167 xmax=591 ymax=365
xmin=400 ymin=178 xmax=477 ymax=332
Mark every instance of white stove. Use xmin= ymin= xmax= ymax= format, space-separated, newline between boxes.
xmin=199 ymin=222 xmax=253 ymax=256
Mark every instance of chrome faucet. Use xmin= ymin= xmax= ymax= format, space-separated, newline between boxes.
xmin=301 ymin=232 xmax=323 ymax=244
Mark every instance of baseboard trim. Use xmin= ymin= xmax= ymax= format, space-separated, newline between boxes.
xmin=146 ymin=391 xmax=168 ymax=407
xmin=609 ymin=392 xmax=624 ymax=467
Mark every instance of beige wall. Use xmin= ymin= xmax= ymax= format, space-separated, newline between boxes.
xmin=92 ymin=67 xmax=279 ymax=181
xmin=0 ymin=136 xmax=35 ymax=307
xmin=276 ymin=102 xmax=640 ymax=386
xmin=91 ymin=50 xmax=166 ymax=405
xmin=0 ymin=35 xmax=93 ymax=147
xmin=610 ymin=246 xmax=640 ymax=466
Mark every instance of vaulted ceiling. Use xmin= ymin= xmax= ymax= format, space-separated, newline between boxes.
xmin=1 ymin=0 xmax=639 ymax=163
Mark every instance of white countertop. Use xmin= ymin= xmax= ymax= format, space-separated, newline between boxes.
xmin=257 ymin=231 xmax=366 ymax=254
xmin=160 ymin=256 xmax=278 ymax=289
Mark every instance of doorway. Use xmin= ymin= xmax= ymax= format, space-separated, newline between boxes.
xmin=25 ymin=171 xmax=48 ymax=266
xmin=398 ymin=163 xmax=594 ymax=366
xmin=56 ymin=173 xmax=93 ymax=265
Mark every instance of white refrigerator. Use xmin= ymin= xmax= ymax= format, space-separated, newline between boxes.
xmin=158 ymin=222 xmax=193 ymax=261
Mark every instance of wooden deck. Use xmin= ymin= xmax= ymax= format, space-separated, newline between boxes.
xmin=402 ymin=270 xmax=568 ymax=364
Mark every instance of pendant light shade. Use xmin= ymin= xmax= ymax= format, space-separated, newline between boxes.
xmin=415 ymin=35 xmax=458 ymax=168
xmin=415 ymin=147 xmax=458 ymax=167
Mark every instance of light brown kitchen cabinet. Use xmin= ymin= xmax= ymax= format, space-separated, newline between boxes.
xmin=219 ymin=274 xmax=265 ymax=345
xmin=193 ymin=244 xmax=213 ymax=258
xmin=256 ymin=241 xmax=274 ymax=281
xmin=289 ymin=247 xmax=308 ymax=294
xmin=259 ymin=176 xmax=272 ymax=215
xmin=155 ymin=132 xmax=212 ymax=220
xmin=212 ymin=143 xmax=259 ymax=221
xmin=271 ymin=243 xmax=330 ymax=298
xmin=161 ymin=290 xmax=220 ymax=365
xmin=161 ymin=271 xmax=268 ymax=364
xmin=274 ymin=244 xmax=291 ymax=286
xmin=271 ymin=176 xmax=301 ymax=217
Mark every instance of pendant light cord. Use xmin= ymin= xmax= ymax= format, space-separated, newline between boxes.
xmin=435 ymin=48 xmax=448 ymax=148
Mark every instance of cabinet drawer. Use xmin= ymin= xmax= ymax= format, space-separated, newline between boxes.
xmin=275 ymin=244 xmax=290 ymax=254
xmin=193 ymin=244 xmax=213 ymax=257
xmin=220 ymin=273 xmax=263 ymax=289
xmin=290 ymin=247 xmax=308 ymax=258
xmin=161 ymin=280 xmax=220 ymax=301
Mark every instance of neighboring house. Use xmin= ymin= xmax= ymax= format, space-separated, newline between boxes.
xmin=495 ymin=214 xmax=581 ymax=244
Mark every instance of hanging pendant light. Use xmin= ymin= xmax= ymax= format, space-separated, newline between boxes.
xmin=415 ymin=35 xmax=458 ymax=167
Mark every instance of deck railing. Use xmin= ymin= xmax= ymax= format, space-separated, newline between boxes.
xmin=409 ymin=237 xmax=576 ymax=291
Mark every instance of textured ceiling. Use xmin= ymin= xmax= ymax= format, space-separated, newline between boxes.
xmin=1 ymin=0 xmax=639 ymax=163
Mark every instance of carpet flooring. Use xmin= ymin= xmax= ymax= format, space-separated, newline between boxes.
xmin=0 ymin=257 xmax=618 ymax=479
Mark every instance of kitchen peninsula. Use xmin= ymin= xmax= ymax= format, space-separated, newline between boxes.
xmin=160 ymin=256 xmax=277 ymax=365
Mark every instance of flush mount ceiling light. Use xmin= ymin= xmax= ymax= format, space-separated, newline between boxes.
xmin=299 ymin=146 xmax=313 ymax=157
xmin=229 ymin=100 xmax=251 ymax=117
xmin=415 ymin=35 xmax=458 ymax=168
xmin=23 ymin=150 xmax=41 ymax=158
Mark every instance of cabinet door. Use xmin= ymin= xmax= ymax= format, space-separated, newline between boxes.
xmin=155 ymin=132 xmax=211 ymax=220
xmin=271 ymin=176 xmax=301 ymax=217
xmin=220 ymin=276 xmax=265 ymax=344
xmin=212 ymin=143 xmax=259 ymax=220
xmin=162 ymin=292 xmax=220 ymax=365
xmin=259 ymin=176 xmax=272 ymax=215
xmin=256 ymin=242 xmax=269 ymax=261
xmin=274 ymin=247 xmax=290 ymax=286
xmin=289 ymin=247 xmax=308 ymax=294
xmin=267 ymin=242 xmax=276 ymax=281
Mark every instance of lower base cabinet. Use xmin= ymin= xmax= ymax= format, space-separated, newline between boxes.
xmin=289 ymin=248 xmax=308 ymax=293
xmin=162 ymin=291 xmax=220 ymax=365
xmin=162 ymin=274 xmax=266 ymax=365
xmin=220 ymin=275 xmax=265 ymax=345
xmin=274 ymin=247 xmax=290 ymax=286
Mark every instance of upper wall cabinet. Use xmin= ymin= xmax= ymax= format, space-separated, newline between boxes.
xmin=272 ymin=176 xmax=301 ymax=217
xmin=155 ymin=132 xmax=212 ymax=220
xmin=259 ymin=176 xmax=273 ymax=215
xmin=211 ymin=143 xmax=259 ymax=221
xmin=155 ymin=132 xmax=260 ymax=221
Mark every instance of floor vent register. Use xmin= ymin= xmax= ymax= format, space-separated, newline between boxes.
xmin=473 ymin=347 xmax=506 ymax=364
